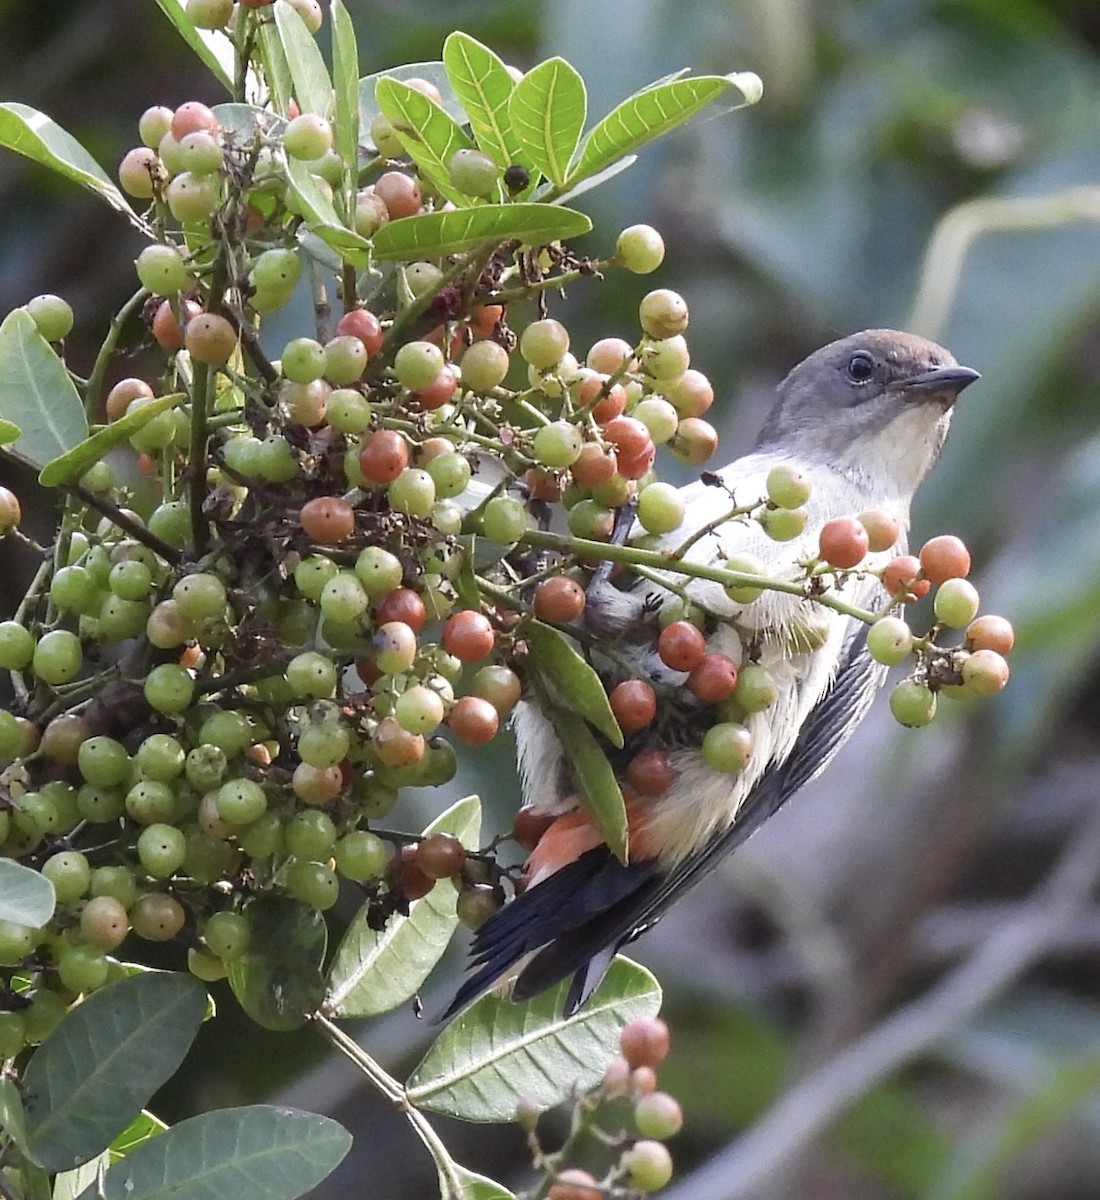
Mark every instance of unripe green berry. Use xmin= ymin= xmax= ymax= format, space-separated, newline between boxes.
xmin=890 ymin=679 xmax=937 ymax=727
xmin=866 ymin=616 xmax=914 ymax=666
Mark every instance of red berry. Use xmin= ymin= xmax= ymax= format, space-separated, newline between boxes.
xmin=171 ymin=101 xmax=219 ymax=142
xmin=965 ymin=614 xmax=1015 ymax=655
xmin=626 ymin=748 xmax=675 ymax=796
xmin=359 ymin=429 xmax=409 ymax=484
xmin=688 ymin=653 xmax=738 ymax=703
xmin=374 ymin=171 xmax=422 ymax=219
xmin=447 ymin=695 xmax=499 ymax=744
xmin=334 ymin=308 xmax=383 ymax=357
xmin=468 ymin=304 xmax=503 ymax=337
xmin=415 ymin=832 xmax=467 ymax=880
xmin=513 ymin=808 xmax=556 ymax=851
xmin=919 ymin=534 xmax=971 ymax=583
xmin=106 ymin=377 xmax=154 ymax=422
xmin=657 ymin=621 xmax=706 ymax=672
xmin=415 ymin=367 xmax=457 ymax=411
xmin=299 ymin=496 xmax=355 ymax=542
xmin=376 ymin=587 xmax=426 ymax=632
xmin=533 ymin=577 xmax=586 ymax=623
xmin=442 ymin=611 xmax=494 ymax=661
xmin=619 ymin=1016 xmax=670 ymax=1070
xmin=883 ymin=554 xmax=930 ymax=600
xmin=570 ymin=443 xmax=617 ymax=487
xmin=548 ymin=1169 xmax=601 ymax=1200
xmin=392 ymin=845 xmax=435 ymax=901
xmin=152 ymin=299 xmax=202 ymax=352
xmin=857 ymin=509 xmax=901 ymax=553
xmin=818 ymin=516 xmax=869 ymax=569
xmin=524 ymin=468 xmax=562 ymax=502
xmin=616 ymin=439 xmax=656 ymax=480
xmin=602 ymin=415 xmax=650 ymax=460
xmin=609 ymin=680 xmax=657 ymax=732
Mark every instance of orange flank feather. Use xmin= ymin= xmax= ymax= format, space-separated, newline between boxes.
xmin=523 ymin=799 xmax=660 ymax=886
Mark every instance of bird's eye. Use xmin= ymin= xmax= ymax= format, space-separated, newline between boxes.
xmin=846 ymin=352 xmax=875 ymax=383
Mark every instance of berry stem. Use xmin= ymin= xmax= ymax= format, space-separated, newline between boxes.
xmin=491 ymin=257 xmax=613 ymax=305
xmin=83 ymin=287 xmax=151 ymax=420
xmin=311 ymin=1012 xmax=467 ymax=1196
xmin=64 ymin=481 xmax=183 ymax=565
xmin=666 ymin=500 xmax=758 ymax=563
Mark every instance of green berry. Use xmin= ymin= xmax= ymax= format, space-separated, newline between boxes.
xmin=25 ymin=293 xmax=74 ymax=341
xmin=616 ymin=224 xmax=665 ymax=274
xmin=866 ymin=616 xmax=914 ymax=666
xmin=137 ymin=823 xmax=188 ymax=878
xmin=144 ymin=663 xmax=195 ymax=714
xmin=32 ymin=629 xmax=82 ymax=685
xmin=889 ymin=679 xmax=937 ymax=727
xmin=203 ymin=910 xmax=251 ymax=960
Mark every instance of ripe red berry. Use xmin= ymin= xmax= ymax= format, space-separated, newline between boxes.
xmin=415 ymin=832 xmax=467 ymax=880
xmin=570 ymin=443 xmax=617 ymax=487
xmin=468 ymin=304 xmax=503 ymax=337
xmin=609 ymin=680 xmax=657 ymax=732
xmin=152 ymin=298 xmax=202 ymax=352
xmin=548 ymin=1169 xmax=601 ymax=1200
xmin=334 ymin=308 xmax=383 ymax=356
xmin=626 ymin=748 xmax=675 ymax=796
xmin=376 ymin=587 xmax=426 ymax=631
xmin=106 ymin=377 xmax=154 ymax=422
xmin=392 ymin=845 xmax=435 ymax=901
xmin=374 ymin=171 xmax=422 ymax=219
xmin=882 ymin=554 xmax=930 ymax=600
xmin=919 ymin=534 xmax=971 ymax=583
xmin=619 ymin=1015 xmax=670 ymax=1070
xmin=512 ymin=808 xmax=556 ymax=851
xmin=688 ymin=653 xmax=738 ymax=703
xmin=442 ymin=610 xmax=494 ymax=661
xmin=857 ymin=509 xmax=901 ymax=553
xmin=533 ymin=577 xmax=586 ymax=622
xmin=299 ymin=496 xmax=355 ymax=543
xmin=965 ymin=614 xmax=1015 ymax=655
xmin=818 ymin=516 xmax=869 ymax=569
xmin=657 ymin=621 xmax=706 ymax=672
xmin=447 ymin=695 xmax=499 ymax=744
xmin=359 ymin=429 xmax=409 ymax=484
xmin=617 ymin=439 xmax=656 ymax=480
xmin=171 ymin=101 xmax=219 ymax=142
xmin=602 ymin=415 xmax=650 ymax=460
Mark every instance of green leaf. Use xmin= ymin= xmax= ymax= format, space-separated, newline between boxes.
xmin=539 ymin=703 xmax=628 ymax=864
xmin=567 ymin=72 xmax=762 ymax=190
xmin=150 ymin=0 xmax=234 ymax=94
xmin=324 ymin=795 xmax=481 ymax=1018
xmin=508 ymin=58 xmax=586 ymax=188
xmin=375 ymin=77 xmax=474 ymax=205
xmin=526 ymin=621 xmax=623 ymax=747
xmin=0 ymin=104 xmax=144 ymax=232
xmin=0 ymin=418 xmax=20 ymax=443
xmin=227 ymin=895 xmax=327 ymax=1031
xmin=284 ymin=158 xmax=371 ymax=267
xmin=0 ymin=857 xmax=55 ymax=926
xmin=258 ymin=21 xmax=293 ymax=116
xmin=406 ymin=957 xmax=662 ymax=1120
xmin=272 ymin=0 xmax=332 ymax=117
xmin=442 ymin=33 xmax=525 ymax=175
xmin=359 ymin=62 xmax=466 ymax=132
xmin=110 ymin=1111 xmax=169 ymax=1162
xmin=53 ymin=1154 xmax=109 ymax=1200
xmin=75 ymin=1106 xmax=351 ymax=1200
xmin=330 ymin=0 xmax=359 ymax=184
xmin=443 ymin=1164 xmax=515 ymax=1200
xmin=39 ymin=393 xmax=182 ymax=487
xmin=0 ymin=1074 xmax=29 ymax=1155
xmin=372 ymin=203 xmax=591 ymax=261
xmin=0 ymin=309 xmax=88 ymax=469
xmin=23 ymin=973 xmax=207 ymax=1172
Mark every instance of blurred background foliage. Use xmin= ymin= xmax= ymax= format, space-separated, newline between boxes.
xmin=5 ymin=1 xmax=1100 ymax=1197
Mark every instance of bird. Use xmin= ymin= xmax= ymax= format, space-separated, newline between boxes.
xmin=443 ymin=329 xmax=980 ymax=1021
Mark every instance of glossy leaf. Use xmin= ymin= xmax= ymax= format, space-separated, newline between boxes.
xmin=324 ymin=795 xmax=481 ymax=1018
xmin=258 ymin=21 xmax=293 ymax=115
xmin=375 ymin=77 xmax=473 ymax=204
xmin=272 ymin=0 xmax=331 ymax=117
xmin=0 ymin=418 xmax=20 ymax=443
xmin=406 ymin=958 xmax=662 ymax=1120
xmin=526 ymin=621 xmax=623 ymax=747
xmin=39 ymin=393 xmax=182 ymax=487
xmin=228 ymin=895 xmax=327 ymax=1030
xmin=567 ymin=72 xmax=762 ymax=190
xmin=75 ymin=1107 xmax=351 ymax=1200
xmin=0 ymin=308 xmax=88 ymax=469
xmin=0 ymin=1074 xmax=29 ymax=1154
xmin=372 ymin=203 xmax=591 ymax=261
xmin=330 ymin=0 xmax=359 ymax=181
xmin=23 ymin=973 xmax=207 ymax=1172
xmin=0 ymin=857 xmax=55 ymax=926
xmin=539 ymin=702 xmax=628 ymax=864
xmin=442 ymin=33 xmax=525 ymax=176
xmin=53 ymin=1154 xmax=108 ymax=1200
xmin=0 ymin=103 xmax=144 ymax=231
xmin=110 ymin=1110 xmax=169 ymax=1161
xmin=508 ymin=58 xmax=586 ymax=187
xmin=360 ymin=62 xmax=465 ymax=132
xmin=150 ymin=0 xmax=233 ymax=94
xmin=442 ymin=1164 xmax=515 ymax=1200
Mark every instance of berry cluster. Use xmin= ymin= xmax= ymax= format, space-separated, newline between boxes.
xmin=524 ymin=1015 xmax=681 ymax=1197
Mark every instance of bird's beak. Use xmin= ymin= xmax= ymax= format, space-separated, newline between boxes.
xmin=903 ymin=364 xmax=981 ymax=397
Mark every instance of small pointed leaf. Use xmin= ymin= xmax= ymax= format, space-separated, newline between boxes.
xmin=325 ymin=795 xmax=481 ymax=1018
xmin=442 ymin=34 xmax=526 ymax=175
xmin=0 ymin=104 xmax=145 ymax=231
xmin=0 ymin=309 xmax=88 ymax=469
xmin=39 ymin=393 xmax=182 ymax=487
xmin=0 ymin=858 xmax=55 ymax=926
xmin=568 ymin=72 xmax=761 ymax=190
xmin=443 ymin=1164 xmax=515 ymax=1200
xmin=407 ymin=958 xmax=661 ymax=1120
xmin=0 ymin=1074 xmax=29 ymax=1155
xmin=526 ymin=621 xmax=623 ymax=747
xmin=272 ymin=0 xmax=332 ymax=116
xmin=110 ymin=1110 xmax=169 ymax=1161
xmin=75 ymin=1106 xmax=351 ymax=1200
xmin=23 ymin=973 xmax=207 ymax=1172
xmin=330 ymin=0 xmax=359 ymax=181
xmin=371 ymin=203 xmax=591 ymax=261
xmin=508 ymin=58 xmax=586 ymax=187
xmin=258 ymin=21 xmax=294 ymax=115
xmin=284 ymin=158 xmax=370 ymax=267
xmin=228 ymin=895 xmax=327 ymax=1030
